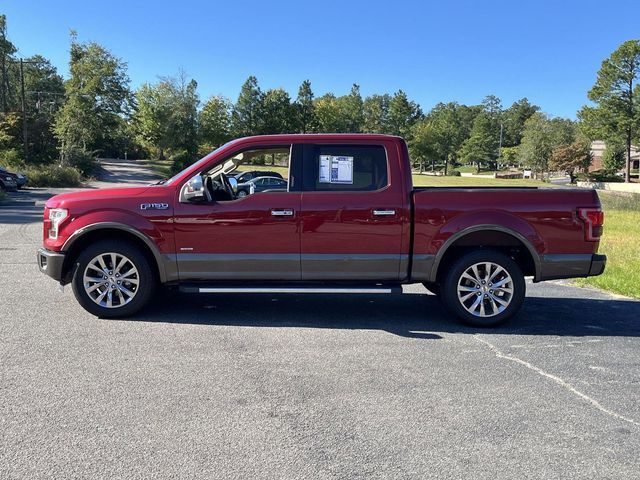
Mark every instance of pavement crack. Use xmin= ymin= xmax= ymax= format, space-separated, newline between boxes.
xmin=474 ymin=335 xmax=639 ymax=427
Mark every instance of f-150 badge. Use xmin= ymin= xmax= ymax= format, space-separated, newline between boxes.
xmin=140 ymin=203 xmax=169 ymax=210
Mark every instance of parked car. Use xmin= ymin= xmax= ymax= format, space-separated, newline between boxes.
xmin=37 ymin=134 xmax=606 ymax=326
xmin=236 ymin=176 xmax=288 ymax=197
xmin=0 ymin=166 xmax=27 ymax=189
xmin=0 ymin=168 xmax=18 ymax=191
xmin=231 ymin=170 xmax=283 ymax=184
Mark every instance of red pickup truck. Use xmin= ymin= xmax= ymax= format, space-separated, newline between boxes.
xmin=37 ymin=134 xmax=606 ymax=326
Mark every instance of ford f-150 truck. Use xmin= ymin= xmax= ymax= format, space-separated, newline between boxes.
xmin=37 ymin=134 xmax=606 ymax=326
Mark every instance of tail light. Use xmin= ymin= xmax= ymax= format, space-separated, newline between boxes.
xmin=577 ymin=207 xmax=604 ymax=241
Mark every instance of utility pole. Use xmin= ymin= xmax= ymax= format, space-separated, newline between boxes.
xmin=19 ymin=58 xmax=27 ymax=161
xmin=496 ymin=122 xmax=503 ymax=172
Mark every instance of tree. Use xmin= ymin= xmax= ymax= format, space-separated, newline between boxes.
xmin=22 ymin=55 xmax=65 ymax=99
xmin=199 ymin=95 xmax=232 ymax=151
xmin=410 ymin=102 xmax=472 ymax=174
xmin=339 ymin=83 xmax=364 ymax=133
xmin=518 ymin=112 xmax=576 ymax=177
xmin=363 ymin=94 xmax=391 ymax=133
xmin=518 ymin=113 xmax=552 ymax=175
xmin=232 ymin=75 xmax=262 ymax=137
xmin=549 ymin=140 xmax=591 ymax=183
xmin=22 ymin=55 xmax=65 ymax=162
xmin=132 ymin=72 xmax=199 ymax=159
xmin=260 ymin=88 xmax=293 ymax=134
xmin=294 ymin=80 xmax=315 ymax=133
xmin=54 ymin=33 xmax=131 ymax=166
xmin=314 ymin=93 xmax=346 ymax=132
xmin=409 ymin=120 xmax=436 ymax=173
xmin=458 ymin=112 xmax=500 ymax=171
xmin=502 ymin=98 xmax=539 ymax=147
xmin=580 ymin=40 xmax=640 ymax=182
xmin=166 ymin=73 xmax=199 ymax=156
xmin=481 ymin=94 xmax=502 ymax=115
xmin=0 ymin=14 xmax=17 ymax=113
xmin=602 ymin=141 xmax=626 ymax=171
xmin=388 ymin=90 xmax=423 ymax=139
xmin=132 ymin=81 xmax=172 ymax=158
xmin=499 ymin=146 xmax=519 ymax=166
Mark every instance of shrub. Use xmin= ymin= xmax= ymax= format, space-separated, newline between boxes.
xmin=448 ymin=170 xmax=461 ymax=176
xmin=62 ymin=147 xmax=97 ymax=176
xmin=0 ymin=148 xmax=23 ymax=168
xmin=576 ymin=169 xmax=624 ymax=183
xmin=170 ymin=150 xmax=197 ymax=174
xmin=23 ymin=165 xmax=83 ymax=188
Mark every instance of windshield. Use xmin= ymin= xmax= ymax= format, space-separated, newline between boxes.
xmin=161 ymin=139 xmax=238 ymax=185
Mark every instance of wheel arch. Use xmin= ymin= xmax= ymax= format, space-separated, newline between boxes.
xmin=429 ymin=225 xmax=541 ymax=283
xmin=60 ymin=222 xmax=173 ymax=284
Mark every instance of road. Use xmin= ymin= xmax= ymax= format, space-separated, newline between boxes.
xmin=2 ymin=158 xmax=163 ymax=207
xmin=1 ymin=159 xmax=639 ymax=479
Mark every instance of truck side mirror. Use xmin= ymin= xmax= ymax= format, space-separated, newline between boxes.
xmin=181 ymin=174 xmax=206 ymax=202
xmin=228 ymin=176 xmax=238 ymax=194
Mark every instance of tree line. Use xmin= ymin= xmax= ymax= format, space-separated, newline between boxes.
xmin=0 ymin=13 xmax=638 ymax=183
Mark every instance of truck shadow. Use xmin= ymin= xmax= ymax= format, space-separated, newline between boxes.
xmin=123 ymin=290 xmax=640 ymax=339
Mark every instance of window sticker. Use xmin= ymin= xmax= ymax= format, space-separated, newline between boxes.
xmin=331 ymin=156 xmax=353 ymax=184
xmin=319 ymin=155 xmax=332 ymax=183
xmin=319 ymin=155 xmax=354 ymax=184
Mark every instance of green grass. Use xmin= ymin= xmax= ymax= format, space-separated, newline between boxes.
xmin=411 ymin=174 xmax=546 ymax=187
xmin=235 ymin=164 xmax=290 ymax=176
xmin=145 ymin=158 xmax=174 ymax=178
xmin=574 ymin=191 xmax=640 ymax=298
xmin=452 ymin=165 xmax=508 ymax=174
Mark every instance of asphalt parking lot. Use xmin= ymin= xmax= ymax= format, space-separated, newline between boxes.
xmin=1 ymin=180 xmax=639 ymax=478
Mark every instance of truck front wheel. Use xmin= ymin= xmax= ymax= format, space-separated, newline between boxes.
xmin=71 ymin=240 xmax=157 ymax=318
xmin=441 ymin=250 xmax=525 ymax=327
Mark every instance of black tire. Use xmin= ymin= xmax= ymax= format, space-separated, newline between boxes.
xmin=71 ymin=239 xmax=157 ymax=318
xmin=441 ymin=250 xmax=525 ymax=327
xmin=237 ymin=189 xmax=248 ymax=197
xmin=422 ymin=282 xmax=440 ymax=296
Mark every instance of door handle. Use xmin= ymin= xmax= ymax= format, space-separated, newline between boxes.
xmin=271 ymin=209 xmax=294 ymax=216
xmin=373 ymin=209 xmax=396 ymax=216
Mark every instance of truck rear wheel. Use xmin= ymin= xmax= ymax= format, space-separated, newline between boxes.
xmin=441 ymin=250 xmax=525 ymax=327
xmin=71 ymin=240 xmax=157 ymax=318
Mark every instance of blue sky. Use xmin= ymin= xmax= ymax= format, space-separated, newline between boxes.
xmin=3 ymin=0 xmax=639 ymax=118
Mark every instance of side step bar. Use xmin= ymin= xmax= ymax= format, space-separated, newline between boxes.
xmin=179 ymin=284 xmax=402 ymax=294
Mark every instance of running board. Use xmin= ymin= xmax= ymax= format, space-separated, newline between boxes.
xmin=179 ymin=284 xmax=401 ymax=294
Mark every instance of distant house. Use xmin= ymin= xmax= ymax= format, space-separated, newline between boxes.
xmin=590 ymin=140 xmax=640 ymax=172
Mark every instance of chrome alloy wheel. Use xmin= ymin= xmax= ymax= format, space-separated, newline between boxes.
xmin=83 ymin=252 xmax=140 ymax=308
xmin=456 ymin=262 xmax=514 ymax=318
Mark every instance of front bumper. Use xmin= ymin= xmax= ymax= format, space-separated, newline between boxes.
xmin=37 ymin=248 xmax=66 ymax=282
xmin=538 ymin=253 xmax=607 ymax=281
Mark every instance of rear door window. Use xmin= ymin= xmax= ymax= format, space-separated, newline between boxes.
xmin=301 ymin=145 xmax=388 ymax=192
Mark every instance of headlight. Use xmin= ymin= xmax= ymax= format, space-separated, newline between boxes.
xmin=48 ymin=208 xmax=68 ymax=240
xmin=4 ymin=176 xmax=11 ymax=181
